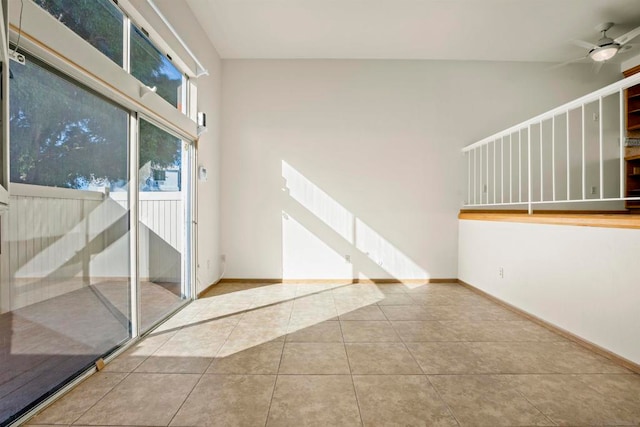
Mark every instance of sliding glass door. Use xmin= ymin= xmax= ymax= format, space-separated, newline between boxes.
xmin=2 ymin=55 xmax=132 ymax=425
xmin=138 ymin=118 xmax=192 ymax=332
xmin=0 ymin=61 xmax=194 ymax=426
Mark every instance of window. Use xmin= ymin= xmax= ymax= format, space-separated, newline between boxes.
xmin=131 ymin=24 xmax=185 ymax=110
xmin=33 ymin=0 xmax=187 ymax=111
xmin=139 ymin=119 xmax=182 ymax=192
xmin=33 ymin=0 xmax=124 ymax=67
xmin=10 ymin=55 xmax=128 ymax=189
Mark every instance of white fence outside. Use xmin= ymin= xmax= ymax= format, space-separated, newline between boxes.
xmin=462 ymin=72 xmax=640 ymax=213
xmin=0 ymin=184 xmax=182 ymax=312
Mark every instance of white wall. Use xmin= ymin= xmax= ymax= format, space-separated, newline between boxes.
xmin=143 ymin=1 xmax=223 ymax=293
xmin=459 ymin=219 xmax=640 ymax=365
xmin=221 ymin=59 xmax=620 ymax=280
xmin=621 ymin=52 xmax=640 ymax=73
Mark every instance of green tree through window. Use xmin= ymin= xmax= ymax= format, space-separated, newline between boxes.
xmin=33 ymin=0 xmax=124 ymax=66
xmin=11 ymin=0 xmax=185 ymax=190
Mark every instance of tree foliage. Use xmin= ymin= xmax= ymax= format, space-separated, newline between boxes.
xmin=9 ymin=0 xmax=183 ymax=189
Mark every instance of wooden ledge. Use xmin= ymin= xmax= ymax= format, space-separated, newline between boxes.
xmin=459 ymin=210 xmax=640 ymax=229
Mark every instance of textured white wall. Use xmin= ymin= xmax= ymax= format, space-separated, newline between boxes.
xmin=459 ymin=219 xmax=640 ymax=365
xmin=220 ymin=59 xmax=620 ymax=280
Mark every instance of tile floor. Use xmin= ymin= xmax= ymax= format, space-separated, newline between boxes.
xmin=27 ymin=281 xmax=640 ymax=426
xmin=1 ymin=280 xmax=184 ymax=425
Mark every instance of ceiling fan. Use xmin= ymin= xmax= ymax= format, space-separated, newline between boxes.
xmin=555 ymin=22 xmax=640 ymax=71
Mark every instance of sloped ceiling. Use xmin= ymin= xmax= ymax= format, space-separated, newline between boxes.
xmin=185 ymin=0 xmax=640 ymax=63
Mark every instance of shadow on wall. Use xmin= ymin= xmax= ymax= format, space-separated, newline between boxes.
xmin=280 ymin=160 xmax=428 ymax=285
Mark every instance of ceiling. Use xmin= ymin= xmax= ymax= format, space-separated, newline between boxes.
xmin=185 ymin=0 xmax=640 ymax=63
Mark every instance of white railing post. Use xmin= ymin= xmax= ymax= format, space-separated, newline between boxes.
xmin=519 ymin=130 xmax=522 ymax=203
xmin=528 ymin=125 xmax=532 ymax=214
xmin=552 ymin=116 xmax=556 ymax=201
xmin=501 ymin=137 xmax=504 ymax=204
xmin=581 ymin=104 xmax=586 ymax=200
xmin=485 ymin=144 xmax=489 ymax=204
xmin=540 ymin=121 xmax=544 ymax=202
xmin=599 ymin=96 xmax=603 ymax=199
xmin=473 ymin=148 xmax=476 ymax=205
xmin=467 ymin=151 xmax=470 ymax=205
xmin=509 ymin=134 xmax=512 ymax=203
xmin=567 ymin=111 xmax=571 ymax=200
xmin=493 ymin=140 xmax=496 ymax=204
xmin=620 ymin=89 xmax=625 ymax=199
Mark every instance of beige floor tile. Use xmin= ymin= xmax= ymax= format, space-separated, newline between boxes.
xmin=135 ymin=355 xmax=212 ymax=374
xmin=191 ymin=302 xmax=250 ymax=320
xmin=469 ymin=341 xmax=629 ymax=374
xmin=291 ymin=298 xmax=337 ymax=319
xmin=208 ymin=340 xmax=284 ymax=374
xmin=405 ymin=283 xmax=469 ymax=294
xmin=426 ymin=304 xmax=522 ymax=321
xmin=221 ymin=322 xmax=287 ymax=355
xmin=406 ymin=293 xmax=456 ymax=306
xmin=279 ymin=342 xmax=350 ymax=374
xmin=408 ymin=292 xmax=487 ymax=306
xmin=379 ymin=305 xmax=440 ymax=321
xmin=285 ymin=321 xmax=343 ymax=342
xmin=577 ymin=373 xmax=640 ymax=419
xmin=170 ymin=374 xmax=276 ymax=427
xmin=267 ymin=375 xmax=361 ymax=427
xmin=294 ymin=283 xmax=346 ymax=297
xmin=30 ymin=373 xmax=127 ymax=425
xmin=392 ymin=320 xmax=460 ymax=342
xmin=249 ymin=288 xmax=298 ymax=308
xmin=332 ymin=284 xmax=384 ymax=298
xmin=429 ymin=375 xmax=554 ymax=426
xmin=338 ymin=305 xmax=387 ymax=321
xmin=240 ymin=301 xmax=293 ymax=327
xmin=376 ymin=294 xmax=416 ymax=306
xmin=353 ymin=375 xmax=458 ymax=427
xmin=153 ymin=333 xmax=226 ymax=358
xmin=288 ymin=311 xmax=338 ymax=327
xmin=341 ymin=320 xmax=401 ymax=342
xmin=440 ymin=320 xmax=564 ymax=342
xmin=406 ymin=342 xmax=495 ymax=374
xmin=371 ymin=284 xmax=409 ymax=294
xmin=75 ymin=373 xmax=199 ymax=426
xmin=293 ymin=293 xmax=335 ymax=307
xmin=174 ymin=318 xmax=237 ymax=342
xmin=335 ymin=295 xmax=384 ymax=314
xmin=511 ymin=374 xmax=640 ymax=426
xmin=345 ymin=343 xmax=422 ymax=374
xmin=103 ymin=331 xmax=177 ymax=373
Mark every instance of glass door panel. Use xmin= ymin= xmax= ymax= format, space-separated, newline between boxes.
xmin=1 ymin=54 xmax=131 ymax=425
xmin=138 ymin=118 xmax=190 ymax=332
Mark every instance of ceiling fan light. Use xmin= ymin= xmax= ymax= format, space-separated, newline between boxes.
xmin=589 ymin=45 xmax=619 ymax=62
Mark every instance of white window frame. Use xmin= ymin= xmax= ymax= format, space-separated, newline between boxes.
xmin=8 ymin=0 xmax=197 ymax=142
xmin=0 ymin=0 xmax=9 ymax=211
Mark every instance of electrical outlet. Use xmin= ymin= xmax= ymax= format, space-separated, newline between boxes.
xmin=499 ymin=267 xmax=504 ymax=279
xmin=345 ymin=254 xmax=351 ymax=263
xmin=593 ymin=112 xmax=599 ymax=121
xmin=591 ymin=186 xmax=597 ymax=195
xmin=483 ymin=184 xmax=488 ymax=194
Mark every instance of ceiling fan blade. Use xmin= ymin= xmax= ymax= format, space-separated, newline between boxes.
xmin=548 ymin=56 xmax=588 ymax=70
xmin=571 ymin=39 xmax=597 ymax=49
xmin=593 ymin=61 xmax=604 ymax=74
xmin=614 ymin=26 xmax=640 ymax=45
